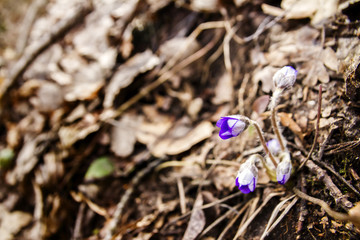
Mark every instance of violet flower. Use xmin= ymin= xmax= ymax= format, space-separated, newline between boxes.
xmin=216 ymin=115 xmax=248 ymax=140
xmin=276 ymin=153 xmax=292 ymax=185
xmin=266 ymin=139 xmax=281 ymax=156
xmin=273 ymin=66 xmax=297 ymax=89
xmin=235 ymin=157 xmax=258 ymax=194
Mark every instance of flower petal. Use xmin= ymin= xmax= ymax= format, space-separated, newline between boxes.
xmin=216 ymin=118 xmax=226 ymax=128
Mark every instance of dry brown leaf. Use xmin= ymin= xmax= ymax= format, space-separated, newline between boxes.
xmin=32 ymin=81 xmax=63 ymax=112
xmin=253 ymin=66 xmax=277 ymax=93
xmin=261 ymin=3 xmax=285 ymax=16
xmin=110 ymin=114 xmax=140 ymax=157
xmin=58 ymin=114 xmax=100 ymax=147
xmin=187 ymin=97 xmax=203 ymax=120
xmin=211 ymin=166 xmax=237 ymax=191
xmin=212 ymin=72 xmax=233 ymax=104
xmin=183 ymin=194 xmax=205 ymax=240
xmin=136 ymin=120 xmax=172 ymax=146
xmin=0 ymin=204 xmax=32 ymax=239
xmin=73 ymin=7 xmax=116 ymax=69
xmin=281 ymin=0 xmax=338 ymax=25
xmin=278 ymin=112 xmax=304 ymax=140
xmin=190 ymin=0 xmax=219 ymax=12
xmin=35 ymin=152 xmax=64 ymax=186
xmin=302 ymin=60 xmax=329 ymax=86
xmin=152 ymin=121 xmax=213 ymax=157
xmin=252 ymin=95 xmax=270 ymax=115
xmin=64 ymin=63 xmax=104 ymax=101
xmin=281 ymin=0 xmax=318 ymax=19
xmin=103 ymin=49 xmax=160 ymax=108
xmin=321 ymin=47 xmax=339 ymax=72
xmin=6 ymin=135 xmax=39 ymax=185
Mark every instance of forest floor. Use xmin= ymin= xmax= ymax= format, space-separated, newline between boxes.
xmin=0 ymin=0 xmax=360 ymax=239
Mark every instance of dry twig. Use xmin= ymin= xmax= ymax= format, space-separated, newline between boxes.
xmin=305 ymin=159 xmax=353 ymax=209
xmin=293 ymin=188 xmax=360 ymax=229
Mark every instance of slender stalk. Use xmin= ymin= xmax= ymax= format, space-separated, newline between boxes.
xmin=270 ymin=88 xmax=286 ymax=151
xmin=250 ymin=120 xmax=278 ymax=167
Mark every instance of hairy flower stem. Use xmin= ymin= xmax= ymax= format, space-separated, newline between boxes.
xmin=270 ymin=88 xmax=286 ymax=152
xmin=250 ymin=120 xmax=278 ymax=168
xmin=271 ymin=108 xmax=286 ymax=151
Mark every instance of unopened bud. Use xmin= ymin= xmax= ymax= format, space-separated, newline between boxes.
xmin=273 ymin=66 xmax=297 ymax=89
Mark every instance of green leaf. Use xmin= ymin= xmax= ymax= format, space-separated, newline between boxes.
xmin=85 ymin=157 xmax=115 ymax=180
xmin=0 ymin=148 xmax=15 ymax=168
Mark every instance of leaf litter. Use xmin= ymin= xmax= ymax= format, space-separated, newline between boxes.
xmin=0 ymin=0 xmax=359 ymax=239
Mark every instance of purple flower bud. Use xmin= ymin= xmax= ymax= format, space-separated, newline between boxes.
xmin=216 ymin=115 xmax=248 ymax=140
xmin=235 ymin=158 xmax=258 ymax=194
xmin=266 ymin=139 xmax=281 ymax=156
xmin=276 ymin=153 xmax=292 ymax=185
xmin=273 ymin=66 xmax=297 ymax=89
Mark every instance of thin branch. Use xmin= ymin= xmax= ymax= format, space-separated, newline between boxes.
xmin=305 ymin=159 xmax=353 ymax=209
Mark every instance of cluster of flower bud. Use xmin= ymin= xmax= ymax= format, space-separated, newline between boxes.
xmin=216 ymin=66 xmax=297 ymax=193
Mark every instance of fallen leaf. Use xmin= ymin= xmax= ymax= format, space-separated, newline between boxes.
xmin=281 ymin=0 xmax=318 ymax=19
xmin=252 ymin=95 xmax=270 ymax=114
xmin=104 ymin=49 xmax=160 ymax=108
xmin=58 ymin=114 xmax=100 ymax=147
xmin=252 ymin=66 xmax=278 ymax=93
xmin=152 ymin=121 xmax=214 ymax=157
xmin=183 ymin=194 xmax=205 ymax=240
xmin=261 ymin=3 xmax=285 ymax=16
xmin=0 ymin=204 xmax=32 ymax=239
xmin=278 ymin=112 xmax=304 ymax=140
xmin=136 ymin=116 xmax=173 ymax=146
xmin=281 ymin=0 xmax=338 ymax=25
xmin=211 ymin=166 xmax=237 ymax=191
xmin=321 ymin=47 xmax=339 ymax=72
xmin=64 ymin=63 xmax=104 ymax=101
xmin=212 ymin=72 xmax=233 ymax=104
xmin=190 ymin=0 xmax=219 ymax=12
xmin=110 ymin=114 xmax=140 ymax=157
xmin=33 ymin=81 xmax=63 ymax=112
xmin=6 ymin=135 xmax=39 ymax=185
xmin=302 ymin=60 xmax=329 ymax=86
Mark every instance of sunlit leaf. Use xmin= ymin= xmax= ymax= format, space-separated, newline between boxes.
xmin=85 ymin=157 xmax=115 ymax=180
xmin=0 ymin=148 xmax=15 ymax=168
